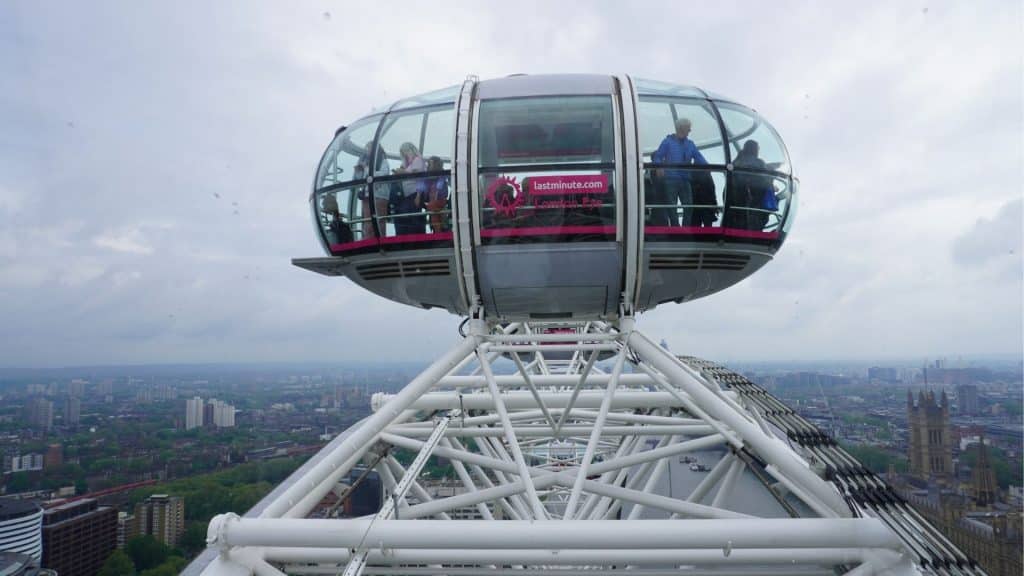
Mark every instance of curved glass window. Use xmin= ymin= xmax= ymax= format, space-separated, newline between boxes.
xmin=634 ymin=78 xmax=707 ymax=99
xmin=315 ymin=115 xmax=385 ymax=190
xmin=644 ymin=167 xmax=726 ymax=231
xmin=722 ymin=170 xmax=788 ymax=239
xmin=716 ymin=103 xmax=790 ymax=174
xmin=637 ymin=97 xmax=725 ymax=164
xmin=783 ymin=178 xmax=799 ymax=235
xmin=477 ymin=96 xmax=616 ymax=244
xmin=390 ymin=85 xmax=459 ymax=111
xmin=315 ymin=184 xmax=375 ymax=254
xmin=372 ymin=105 xmax=455 ymax=247
xmin=314 ymin=116 xmax=386 ymax=254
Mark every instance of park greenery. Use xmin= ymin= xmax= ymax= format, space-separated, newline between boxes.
xmin=97 ymin=456 xmax=309 ymax=574
xmin=959 ymin=443 xmax=1020 ymax=488
xmin=840 ymin=443 xmax=907 ymax=474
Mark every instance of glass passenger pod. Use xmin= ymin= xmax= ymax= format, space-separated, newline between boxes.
xmin=635 ymin=80 xmax=795 ymax=248
xmin=313 ymin=99 xmax=457 ymax=257
xmin=313 ymin=114 xmax=385 ymax=255
xmin=472 ymin=80 xmax=622 ymax=320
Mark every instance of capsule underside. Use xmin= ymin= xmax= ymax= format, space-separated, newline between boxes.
xmin=294 ymin=74 xmax=798 ymax=321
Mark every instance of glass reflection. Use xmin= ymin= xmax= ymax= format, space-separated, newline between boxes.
xmin=637 ymin=97 xmax=725 ymax=164
xmin=315 ymin=115 xmax=385 ymax=190
xmin=372 ymin=170 xmax=452 ymax=243
xmin=716 ymin=103 xmax=790 ymax=174
xmin=316 ymin=185 xmax=375 ymax=253
xmin=645 ymin=168 xmax=725 ymax=229
xmin=725 ymin=170 xmax=783 ymax=232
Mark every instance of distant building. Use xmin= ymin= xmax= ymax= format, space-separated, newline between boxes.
xmin=62 ymin=397 xmax=80 ymax=426
xmin=135 ymin=388 xmax=153 ymax=404
xmin=131 ymin=494 xmax=184 ymax=547
xmin=115 ymin=512 xmax=135 ymax=549
xmin=185 ymin=397 xmax=204 ymax=430
xmin=25 ymin=399 xmax=53 ymax=432
xmin=336 ymin=469 xmax=382 ymax=517
xmin=896 ymin=483 xmax=1022 ymax=576
xmin=907 ymin=390 xmax=953 ymax=483
xmin=970 ymin=439 xmax=999 ymax=508
xmin=43 ymin=446 xmax=62 ymax=470
xmin=867 ymin=366 xmax=899 ymax=382
xmin=4 ymin=454 xmax=43 ymax=475
xmin=208 ymin=399 xmax=236 ymax=428
xmin=95 ymin=381 xmax=112 ymax=396
xmin=0 ymin=551 xmax=52 ymax=575
xmin=0 ymin=499 xmax=43 ymax=561
xmin=68 ymin=380 xmax=86 ymax=398
xmin=957 ymin=383 xmax=980 ymax=416
xmin=40 ymin=498 xmax=116 ymax=576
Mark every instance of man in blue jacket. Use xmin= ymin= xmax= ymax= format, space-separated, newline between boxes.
xmin=653 ymin=118 xmax=707 ymax=226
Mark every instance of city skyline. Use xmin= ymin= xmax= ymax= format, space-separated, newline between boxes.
xmin=1 ymin=1 xmax=1021 ymax=368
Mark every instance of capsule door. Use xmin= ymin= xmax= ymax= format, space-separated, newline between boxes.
xmin=470 ymin=92 xmax=623 ymax=321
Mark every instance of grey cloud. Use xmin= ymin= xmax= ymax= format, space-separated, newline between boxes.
xmin=0 ymin=0 xmax=1020 ymax=367
xmin=952 ymin=198 xmax=1022 ymax=267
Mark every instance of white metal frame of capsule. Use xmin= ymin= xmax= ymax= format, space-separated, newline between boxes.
xmin=194 ymin=319 xmax=937 ymax=576
xmin=293 ymin=74 xmax=799 ymax=321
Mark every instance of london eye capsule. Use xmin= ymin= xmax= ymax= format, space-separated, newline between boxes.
xmin=293 ymin=74 xmax=798 ymax=321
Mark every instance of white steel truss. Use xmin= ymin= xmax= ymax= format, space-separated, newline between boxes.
xmin=196 ymin=319 xmax=973 ymax=576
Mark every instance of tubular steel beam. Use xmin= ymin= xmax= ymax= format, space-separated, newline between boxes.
xmin=197 ymin=322 xmax=931 ymax=576
xmin=258 ymin=335 xmax=478 ymax=519
xmin=210 ymin=518 xmax=902 ymax=551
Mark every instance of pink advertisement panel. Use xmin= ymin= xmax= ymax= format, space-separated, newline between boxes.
xmin=528 ymin=174 xmax=609 ymax=197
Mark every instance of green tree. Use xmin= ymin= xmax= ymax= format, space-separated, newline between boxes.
xmin=3 ymin=472 xmax=31 ymax=493
xmin=125 ymin=535 xmax=169 ymax=571
xmin=139 ymin=556 xmax=186 ymax=576
xmin=960 ymin=444 xmax=1021 ymax=489
xmin=98 ymin=549 xmax=136 ymax=576
xmin=840 ymin=443 xmax=907 ymax=474
xmin=179 ymin=522 xmax=207 ymax=555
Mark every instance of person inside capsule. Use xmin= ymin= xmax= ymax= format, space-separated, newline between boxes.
xmin=354 ymin=141 xmax=389 ymax=239
xmin=652 ymin=117 xmax=707 ymax=226
xmin=728 ymin=139 xmax=776 ymax=231
xmin=320 ymin=192 xmax=353 ymax=245
xmin=391 ymin=142 xmax=427 ymax=235
xmin=423 ymin=155 xmax=449 ymax=233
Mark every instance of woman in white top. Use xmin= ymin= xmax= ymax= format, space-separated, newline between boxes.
xmin=392 ymin=142 xmax=427 ymax=235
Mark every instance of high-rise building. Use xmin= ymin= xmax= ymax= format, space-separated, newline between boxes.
xmin=62 ymin=398 xmax=80 ymax=426
xmin=40 ymin=499 xmax=116 ymax=576
xmin=0 ymin=499 xmax=42 ymax=561
xmin=25 ymin=399 xmax=53 ymax=432
xmin=907 ymin=390 xmax=953 ymax=483
xmin=95 ymin=381 xmax=112 ymax=396
xmin=956 ymin=383 xmax=980 ymax=416
xmin=185 ymin=397 xmax=204 ymax=430
xmin=131 ymin=495 xmax=184 ymax=547
xmin=68 ymin=380 xmax=86 ymax=398
xmin=115 ymin=512 xmax=135 ymax=549
xmin=208 ymin=399 xmax=236 ymax=428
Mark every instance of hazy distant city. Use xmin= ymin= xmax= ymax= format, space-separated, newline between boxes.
xmin=0 ymin=353 xmax=1021 ymax=574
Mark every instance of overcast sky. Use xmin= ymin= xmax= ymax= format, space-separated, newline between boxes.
xmin=1 ymin=1 xmax=1021 ymax=368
